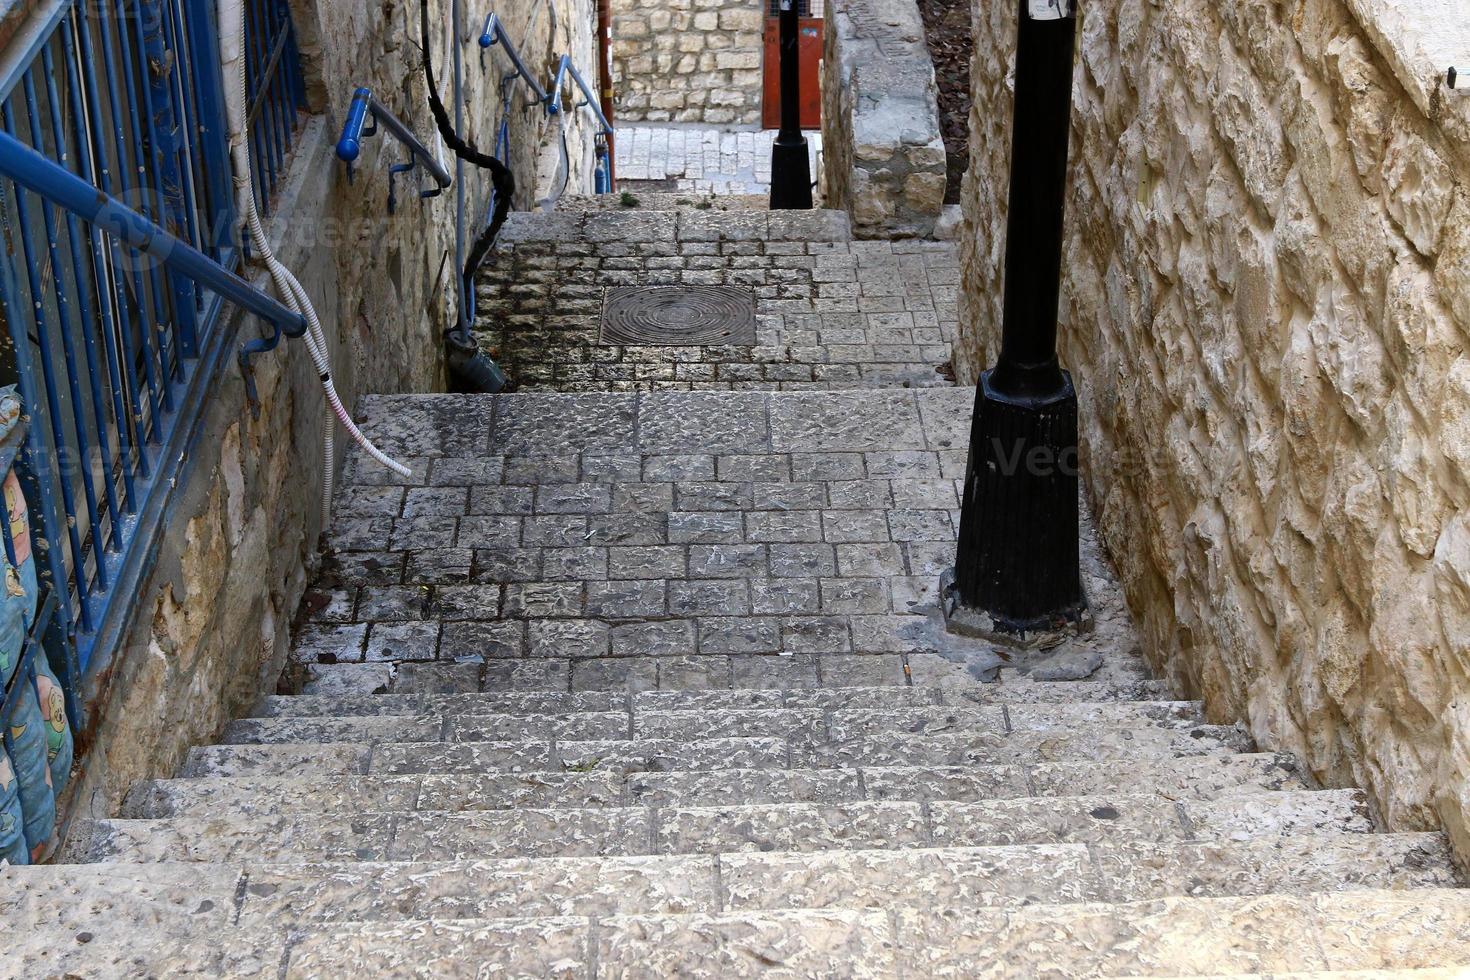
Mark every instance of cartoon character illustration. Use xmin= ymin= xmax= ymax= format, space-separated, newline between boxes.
xmin=3 ymin=473 xmax=29 ymax=567
xmin=40 ymin=680 xmax=67 ymax=759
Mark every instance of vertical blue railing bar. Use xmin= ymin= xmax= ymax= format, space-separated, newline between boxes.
xmin=181 ymin=0 xmax=237 ymax=257
xmin=62 ymin=16 xmax=138 ymax=514
xmin=56 ymin=22 xmax=129 ymax=536
xmin=91 ymin=6 xmax=167 ymax=456
xmin=140 ymin=0 xmax=200 ymax=360
xmin=113 ymin=0 xmax=179 ymax=415
xmin=35 ymin=51 xmax=119 ymax=591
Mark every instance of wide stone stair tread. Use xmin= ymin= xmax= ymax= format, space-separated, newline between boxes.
xmin=7 ymin=834 xmax=1457 ymax=930
xmin=219 ymin=699 xmax=1216 ymax=746
xmin=298 ymin=655 xmax=1159 ymax=698
xmin=181 ymin=720 xmax=1257 ymax=784
xmin=79 ymin=789 xmax=1372 ymax=864
xmin=251 ymin=679 xmax=1180 ymax=718
xmin=11 ymin=890 xmax=1468 ymax=978
xmin=554 ymin=192 xmax=772 ymax=212
xmin=130 ymin=753 xmax=1311 ymax=817
xmin=496 ymin=207 xmax=854 ymax=245
xmin=161 ymin=833 xmax=1470 ymax=919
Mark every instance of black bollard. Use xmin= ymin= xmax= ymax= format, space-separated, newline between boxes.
xmin=769 ymin=0 xmax=813 ymax=210
xmin=948 ymin=0 xmax=1087 ymax=639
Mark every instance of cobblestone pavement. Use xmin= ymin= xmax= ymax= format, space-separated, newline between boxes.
xmin=476 ymin=208 xmax=959 ymax=391
xmin=299 ymin=387 xmax=1129 ymax=688
xmin=614 ymin=125 xmax=823 ymax=196
xmin=22 ymin=200 xmax=1469 ymax=976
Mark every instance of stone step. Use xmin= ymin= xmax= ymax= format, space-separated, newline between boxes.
xmin=554 ymin=192 xmax=770 ymax=212
xmin=131 ymin=753 xmax=1309 ymax=817
xmin=299 ymin=653 xmax=1154 ymax=698
xmin=9 ymin=835 xmax=1455 ymax=944
xmin=253 ymin=679 xmax=1178 ymax=719
xmin=183 ymin=719 xmax=1254 ymax=782
xmin=218 ymin=700 xmax=1212 ymax=747
xmin=497 ymin=207 xmax=853 ymax=246
xmin=222 ymin=833 xmax=1468 ymax=923
xmin=18 ymin=889 xmax=1465 ymax=977
xmin=79 ymin=789 xmax=1369 ymax=864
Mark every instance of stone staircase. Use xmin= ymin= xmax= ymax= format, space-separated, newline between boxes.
xmin=473 ymin=205 xmax=960 ymax=391
xmin=7 ymin=205 xmax=1468 ymax=976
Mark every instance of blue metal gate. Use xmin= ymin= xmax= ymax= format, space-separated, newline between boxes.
xmin=0 ymin=0 xmax=304 ymax=747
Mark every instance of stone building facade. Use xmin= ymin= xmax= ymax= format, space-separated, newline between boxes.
xmin=68 ymin=0 xmax=597 ymax=824
xmin=957 ymin=0 xmax=1470 ymax=861
xmin=610 ymin=0 xmax=765 ymax=125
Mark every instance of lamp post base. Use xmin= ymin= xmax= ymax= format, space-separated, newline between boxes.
xmin=769 ymin=137 xmax=813 ymax=210
xmin=948 ymin=368 xmax=1089 ymax=642
xmin=940 ymin=567 xmax=1091 ymax=649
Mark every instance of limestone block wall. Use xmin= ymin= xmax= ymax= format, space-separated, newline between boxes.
xmin=65 ymin=0 xmax=596 ymax=826
xmin=610 ymin=0 xmax=765 ymax=125
xmin=821 ymin=0 xmax=947 ymax=238
xmin=957 ymin=0 xmax=1470 ymax=861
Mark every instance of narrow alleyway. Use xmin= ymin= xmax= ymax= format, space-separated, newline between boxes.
xmin=11 ymin=199 xmax=1469 ymax=974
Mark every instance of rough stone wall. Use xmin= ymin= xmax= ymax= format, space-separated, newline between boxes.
xmin=610 ymin=0 xmax=765 ymax=125
xmin=957 ymin=0 xmax=1470 ymax=862
xmin=821 ymin=0 xmax=947 ymax=238
xmin=64 ymin=0 xmax=596 ymax=827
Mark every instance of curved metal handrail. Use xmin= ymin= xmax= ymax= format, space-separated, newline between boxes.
xmin=336 ymin=87 xmax=452 ymax=209
xmin=546 ymin=54 xmax=613 ymax=136
xmin=479 ymin=12 xmax=549 ymax=102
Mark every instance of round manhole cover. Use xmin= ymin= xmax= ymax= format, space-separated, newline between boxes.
xmin=599 ymin=286 xmax=757 ymax=346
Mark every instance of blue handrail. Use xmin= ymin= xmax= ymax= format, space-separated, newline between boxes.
xmin=546 ymin=55 xmax=613 ymax=136
xmin=0 ymin=131 xmax=308 ymax=337
xmin=336 ymin=87 xmax=452 ymax=187
xmin=479 ymin=13 xmax=549 ymax=103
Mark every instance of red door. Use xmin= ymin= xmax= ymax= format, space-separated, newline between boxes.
xmin=762 ymin=14 xmax=824 ymax=130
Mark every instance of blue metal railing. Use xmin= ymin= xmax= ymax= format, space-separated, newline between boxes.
xmin=245 ymin=0 xmax=308 ymax=212
xmin=0 ymin=0 xmax=306 ymax=739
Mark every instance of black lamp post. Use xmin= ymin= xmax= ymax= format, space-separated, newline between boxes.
xmin=769 ymin=0 xmax=813 ymax=210
xmin=948 ymin=0 xmax=1087 ymax=638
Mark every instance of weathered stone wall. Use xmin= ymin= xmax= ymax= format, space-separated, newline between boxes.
xmin=957 ymin=0 xmax=1470 ymax=861
xmin=821 ymin=0 xmax=947 ymax=238
xmin=610 ymin=0 xmax=765 ymax=125
xmin=64 ymin=0 xmax=596 ymax=828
